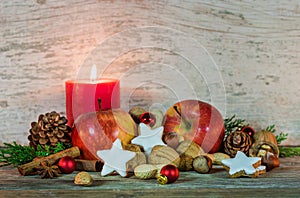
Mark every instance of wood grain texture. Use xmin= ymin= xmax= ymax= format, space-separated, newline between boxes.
xmin=0 ymin=157 xmax=300 ymax=197
xmin=0 ymin=0 xmax=300 ymax=145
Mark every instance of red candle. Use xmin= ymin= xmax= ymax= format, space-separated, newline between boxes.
xmin=65 ymin=78 xmax=120 ymax=126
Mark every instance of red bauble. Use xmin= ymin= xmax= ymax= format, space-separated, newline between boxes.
xmin=241 ymin=126 xmax=255 ymax=137
xmin=139 ymin=112 xmax=156 ymax=127
xmin=58 ymin=156 xmax=76 ymax=174
xmin=158 ymin=164 xmax=179 ymax=184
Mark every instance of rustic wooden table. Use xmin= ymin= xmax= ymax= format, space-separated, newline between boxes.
xmin=1 ymin=157 xmax=300 ymax=197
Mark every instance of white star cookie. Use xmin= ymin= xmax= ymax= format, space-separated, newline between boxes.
xmin=221 ymin=151 xmax=263 ymax=178
xmin=97 ymin=138 xmax=136 ymax=177
xmin=131 ymin=123 xmax=166 ymax=154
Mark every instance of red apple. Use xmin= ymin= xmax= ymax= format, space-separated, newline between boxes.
xmin=71 ymin=106 xmax=137 ymax=160
xmin=163 ymin=100 xmax=224 ymax=153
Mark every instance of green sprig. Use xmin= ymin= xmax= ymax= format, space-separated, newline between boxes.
xmin=0 ymin=142 xmax=36 ymax=167
xmin=224 ymin=114 xmax=248 ymax=136
xmin=264 ymin=124 xmax=288 ymax=145
xmin=279 ymin=146 xmax=300 ymax=157
xmin=0 ymin=142 xmax=72 ymax=167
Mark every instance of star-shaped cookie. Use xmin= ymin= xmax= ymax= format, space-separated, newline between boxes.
xmin=97 ymin=138 xmax=136 ymax=177
xmin=221 ymin=151 xmax=262 ymax=178
xmin=131 ymin=123 xmax=166 ymax=154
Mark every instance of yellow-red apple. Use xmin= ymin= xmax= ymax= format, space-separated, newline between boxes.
xmin=71 ymin=107 xmax=137 ymax=160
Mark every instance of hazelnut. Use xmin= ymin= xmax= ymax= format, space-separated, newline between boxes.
xmin=193 ymin=155 xmax=212 ymax=174
xmin=261 ymin=152 xmax=280 ymax=171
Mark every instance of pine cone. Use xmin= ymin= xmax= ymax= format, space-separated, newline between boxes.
xmin=224 ymin=131 xmax=252 ymax=157
xmin=28 ymin=111 xmax=72 ymax=149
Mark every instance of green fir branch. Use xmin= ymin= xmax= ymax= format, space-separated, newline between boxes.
xmin=264 ymin=124 xmax=288 ymax=145
xmin=35 ymin=144 xmax=51 ymax=157
xmin=279 ymin=146 xmax=300 ymax=157
xmin=0 ymin=142 xmax=36 ymax=167
xmin=224 ymin=115 xmax=248 ymax=136
xmin=0 ymin=142 xmax=72 ymax=167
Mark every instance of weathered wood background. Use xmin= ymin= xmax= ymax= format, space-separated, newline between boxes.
xmin=0 ymin=0 xmax=299 ymax=146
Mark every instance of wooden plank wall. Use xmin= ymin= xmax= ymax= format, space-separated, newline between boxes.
xmin=0 ymin=0 xmax=299 ymax=146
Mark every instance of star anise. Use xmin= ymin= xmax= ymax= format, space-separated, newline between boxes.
xmin=36 ymin=160 xmax=60 ymax=179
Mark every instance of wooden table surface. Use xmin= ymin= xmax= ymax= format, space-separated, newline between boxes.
xmin=1 ymin=157 xmax=300 ymax=198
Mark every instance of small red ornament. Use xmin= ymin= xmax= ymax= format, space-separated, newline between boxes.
xmin=139 ymin=112 xmax=156 ymax=127
xmin=157 ymin=164 xmax=179 ymax=184
xmin=58 ymin=156 xmax=76 ymax=174
xmin=241 ymin=126 xmax=255 ymax=137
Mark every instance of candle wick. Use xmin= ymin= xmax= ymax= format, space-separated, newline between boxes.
xmin=97 ymin=98 xmax=102 ymax=112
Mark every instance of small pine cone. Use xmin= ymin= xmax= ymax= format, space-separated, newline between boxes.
xmin=28 ymin=111 xmax=72 ymax=149
xmin=224 ymin=131 xmax=252 ymax=157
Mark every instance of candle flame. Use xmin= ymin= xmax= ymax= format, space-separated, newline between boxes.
xmin=90 ymin=64 xmax=97 ymax=82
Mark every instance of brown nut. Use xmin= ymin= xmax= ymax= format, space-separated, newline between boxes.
xmin=74 ymin=171 xmax=93 ymax=186
xmin=148 ymin=145 xmax=180 ymax=167
xmin=261 ymin=152 xmax=280 ymax=171
xmin=134 ymin=164 xmax=157 ymax=179
xmin=127 ymin=151 xmax=147 ymax=173
xmin=193 ymin=155 xmax=212 ymax=174
xmin=125 ymin=143 xmax=143 ymax=152
xmin=176 ymin=140 xmax=205 ymax=159
xmin=178 ymin=155 xmax=194 ymax=171
xmin=206 ymin=152 xmax=230 ymax=165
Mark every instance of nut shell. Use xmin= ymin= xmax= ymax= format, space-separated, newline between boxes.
xmin=178 ymin=155 xmax=194 ymax=171
xmin=134 ymin=164 xmax=157 ymax=179
xmin=193 ymin=155 xmax=212 ymax=174
xmin=149 ymin=145 xmax=180 ymax=167
xmin=127 ymin=151 xmax=147 ymax=172
xmin=206 ymin=152 xmax=230 ymax=165
xmin=74 ymin=171 xmax=93 ymax=186
xmin=176 ymin=140 xmax=205 ymax=159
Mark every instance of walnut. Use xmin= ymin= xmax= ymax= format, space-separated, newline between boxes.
xmin=178 ymin=155 xmax=194 ymax=171
xmin=74 ymin=171 xmax=93 ymax=186
xmin=125 ymin=143 xmax=147 ymax=173
xmin=176 ymin=140 xmax=205 ymax=159
xmin=148 ymin=145 xmax=180 ymax=167
xmin=127 ymin=151 xmax=147 ymax=173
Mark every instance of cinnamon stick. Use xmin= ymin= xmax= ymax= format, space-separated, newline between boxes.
xmin=75 ymin=159 xmax=102 ymax=172
xmin=18 ymin=146 xmax=80 ymax=176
